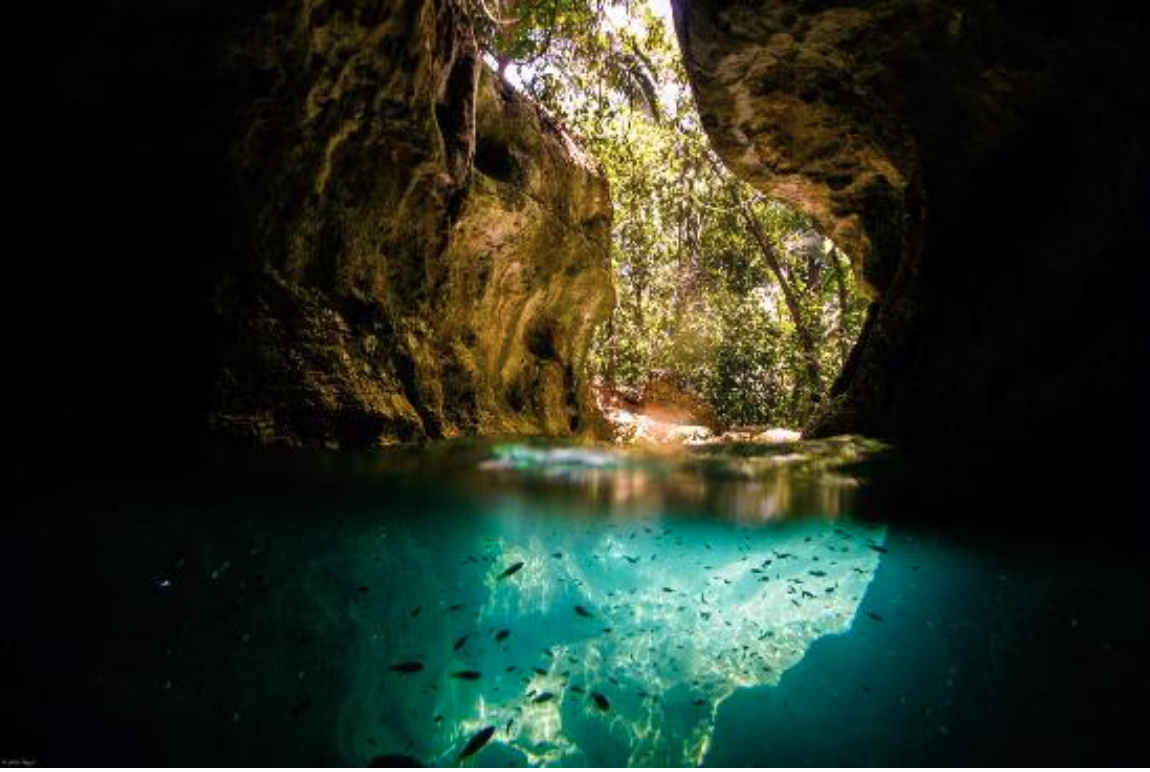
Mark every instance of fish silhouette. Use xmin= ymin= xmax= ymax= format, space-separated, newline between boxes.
xmin=457 ymin=726 xmax=495 ymax=761
xmin=498 ymin=562 xmax=525 ymax=580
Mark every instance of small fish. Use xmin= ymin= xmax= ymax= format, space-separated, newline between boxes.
xmin=533 ymin=667 xmax=548 ymax=676
xmin=662 ymin=587 xmax=675 ymax=593
xmin=495 ymin=629 xmax=510 ymax=642
xmin=569 ymin=685 xmax=585 ymax=693
xmin=289 ymin=698 xmax=313 ymax=718
xmin=505 ymin=665 xmax=518 ymax=672
xmin=448 ymin=604 xmax=465 ymax=612
xmin=808 ymin=570 xmax=827 ymax=577
xmin=551 ymin=552 xmax=563 ymax=559
xmin=457 ymin=726 xmax=496 ymax=761
xmin=389 ymin=661 xmax=424 ymax=674
xmin=498 ymin=562 xmax=525 ymax=580
xmin=623 ymin=556 xmax=640 ymax=564
xmin=410 ymin=606 xmax=421 ymax=618
xmin=451 ymin=670 xmax=482 ymax=680
xmin=868 ymin=544 xmax=889 ymax=554
xmin=541 ymin=648 xmax=554 ymax=658
xmin=691 ymin=699 xmax=706 ymax=707
xmin=866 ymin=611 xmax=883 ymax=621
xmin=574 ymin=605 xmax=593 ymax=618
xmin=453 ymin=635 xmax=470 ymax=651
xmin=532 ymin=692 xmax=556 ymax=704
xmin=591 ymin=692 xmax=611 ymax=711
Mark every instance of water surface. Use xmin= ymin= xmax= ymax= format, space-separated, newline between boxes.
xmin=6 ymin=438 xmax=1147 ymax=765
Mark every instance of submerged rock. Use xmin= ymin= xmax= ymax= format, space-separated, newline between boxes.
xmin=204 ymin=0 xmax=614 ymax=447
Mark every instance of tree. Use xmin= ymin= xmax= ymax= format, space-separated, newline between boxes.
xmin=469 ymin=0 xmax=867 ymax=428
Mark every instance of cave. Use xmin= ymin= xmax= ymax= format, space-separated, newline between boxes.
xmin=671 ymin=0 xmax=1150 ymax=450
xmin=6 ymin=0 xmax=1148 ymax=766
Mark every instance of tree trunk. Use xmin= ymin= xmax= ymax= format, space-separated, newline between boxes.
xmin=726 ymin=184 xmax=823 ymax=395
xmin=829 ymin=245 xmax=853 ymax=362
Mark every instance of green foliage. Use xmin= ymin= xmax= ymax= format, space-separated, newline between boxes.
xmin=472 ymin=0 xmax=868 ymax=429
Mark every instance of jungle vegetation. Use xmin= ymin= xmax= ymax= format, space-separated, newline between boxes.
xmin=472 ymin=0 xmax=868 ymax=428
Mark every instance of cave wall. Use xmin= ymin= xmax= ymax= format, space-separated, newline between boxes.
xmin=211 ymin=0 xmax=614 ymax=447
xmin=672 ymin=0 xmax=1149 ymax=443
xmin=16 ymin=0 xmax=613 ymax=456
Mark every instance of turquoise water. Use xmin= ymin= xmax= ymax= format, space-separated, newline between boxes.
xmin=6 ymin=439 xmax=1148 ymax=765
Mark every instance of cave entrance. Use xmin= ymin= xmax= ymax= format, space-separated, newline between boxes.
xmin=476 ymin=0 xmax=867 ymax=441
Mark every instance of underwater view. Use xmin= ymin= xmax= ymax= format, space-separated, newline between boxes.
xmin=7 ymin=439 xmax=1148 ymax=766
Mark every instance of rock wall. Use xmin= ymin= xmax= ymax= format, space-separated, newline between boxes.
xmin=19 ymin=0 xmax=613 ymax=455
xmin=211 ymin=0 xmax=614 ymax=447
xmin=672 ymin=0 xmax=1149 ymax=443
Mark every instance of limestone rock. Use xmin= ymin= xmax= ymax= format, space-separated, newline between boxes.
xmin=672 ymin=0 xmax=1149 ymax=443
xmin=754 ymin=429 xmax=802 ymax=445
xmin=637 ymin=370 xmax=723 ymax=433
xmin=210 ymin=0 xmax=614 ymax=447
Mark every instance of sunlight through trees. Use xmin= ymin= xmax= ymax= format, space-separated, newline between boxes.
xmin=471 ymin=0 xmax=868 ymax=428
